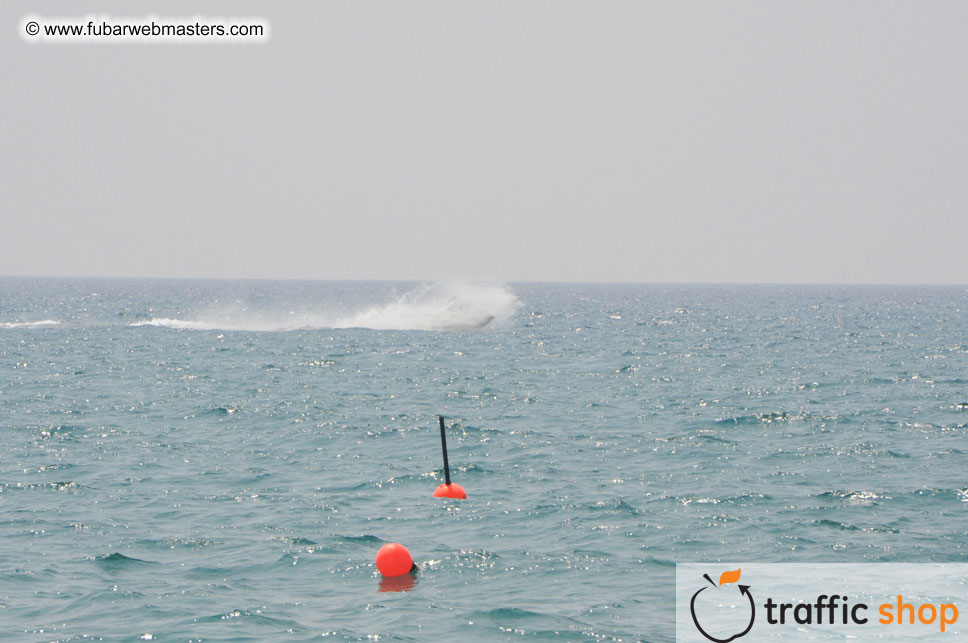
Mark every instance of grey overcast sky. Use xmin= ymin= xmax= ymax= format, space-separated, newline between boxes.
xmin=2 ymin=1 xmax=966 ymax=283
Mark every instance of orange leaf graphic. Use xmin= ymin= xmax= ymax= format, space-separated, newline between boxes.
xmin=718 ymin=568 xmax=741 ymax=586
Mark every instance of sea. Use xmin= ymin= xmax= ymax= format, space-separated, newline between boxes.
xmin=1 ymin=278 xmax=966 ymax=642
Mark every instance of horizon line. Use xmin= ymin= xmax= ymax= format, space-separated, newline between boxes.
xmin=1 ymin=274 xmax=966 ymax=288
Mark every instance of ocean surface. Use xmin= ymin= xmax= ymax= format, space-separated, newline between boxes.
xmin=1 ymin=278 xmax=966 ymax=642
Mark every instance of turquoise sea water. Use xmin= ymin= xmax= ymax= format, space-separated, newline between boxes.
xmin=1 ymin=278 xmax=966 ymax=641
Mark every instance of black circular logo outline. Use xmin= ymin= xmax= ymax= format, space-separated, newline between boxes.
xmin=689 ymin=584 xmax=756 ymax=642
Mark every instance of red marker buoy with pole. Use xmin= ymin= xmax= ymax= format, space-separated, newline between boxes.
xmin=433 ymin=415 xmax=466 ymax=499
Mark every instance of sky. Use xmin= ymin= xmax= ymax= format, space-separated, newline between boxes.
xmin=2 ymin=1 xmax=966 ymax=284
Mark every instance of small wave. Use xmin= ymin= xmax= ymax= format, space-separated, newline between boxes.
xmin=671 ymin=493 xmax=770 ymax=506
xmin=637 ymin=555 xmax=677 ymax=567
xmin=717 ymin=411 xmax=794 ymax=425
xmin=129 ymin=318 xmax=218 ymax=330
xmin=374 ymin=473 xmax=427 ymax=488
xmin=454 ymin=548 xmax=500 ymax=568
xmin=0 ymin=480 xmax=80 ymax=493
xmin=468 ymin=606 xmax=594 ymax=635
xmin=0 ymin=319 xmax=60 ymax=328
xmin=813 ymin=519 xmax=861 ymax=531
xmin=583 ymin=498 xmax=642 ymax=514
xmin=696 ymin=434 xmax=733 ymax=444
xmin=40 ymin=424 xmax=86 ymax=440
xmin=811 ymin=519 xmax=899 ymax=534
xmin=162 ymin=537 xmax=221 ymax=548
xmin=334 ymin=534 xmax=384 ymax=545
xmin=92 ymin=552 xmax=155 ymax=567
xmin=816 ymin=490 xmax=889 ymax=504
xmin=194 ymin=608 xmax=297 ymax=627
xmin=678 ymin=496 xmax=721 ymax=506
xmin=206 ymin=405 xmax=242 ymax=416
xmin=476 ymin=607 xmax=547 ymax=621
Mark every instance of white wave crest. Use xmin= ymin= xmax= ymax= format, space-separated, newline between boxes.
xmin=0 ymin=319 xmax=61 ymax=328
xmin=129 ymin=318 xmax=220 ymax=330
xmin=332 ymin=283 xmax=519 ymax=331
xmin=129 ymin=283 xmax=520 ymax=332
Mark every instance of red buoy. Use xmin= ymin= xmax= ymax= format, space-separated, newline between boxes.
xmin=433 ymin=482 xmax=467 ymax=499
xmin=375 ymin=543 xmax=414 ymax=577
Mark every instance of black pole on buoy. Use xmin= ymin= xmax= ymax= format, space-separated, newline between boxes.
xmin=438 ymin=415 xmax=452 ymax=485
xmin=433 ymin=415 xmax=466 ymax=498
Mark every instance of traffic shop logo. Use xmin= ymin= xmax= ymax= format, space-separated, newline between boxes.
xmin=689 ymin=569 xmax=755 ymax=642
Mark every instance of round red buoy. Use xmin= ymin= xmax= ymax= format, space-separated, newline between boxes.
xmin=375 ymin=543 xmax=414 ymax=577
xmin=433 ymin=482 xmax=467 ymax=499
